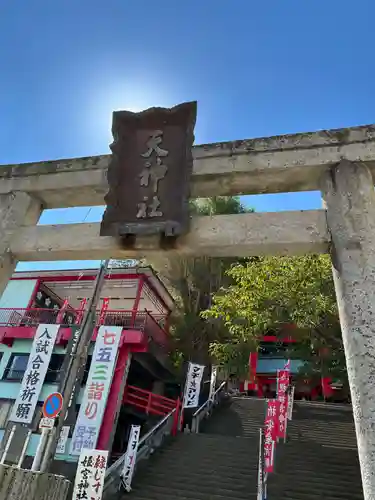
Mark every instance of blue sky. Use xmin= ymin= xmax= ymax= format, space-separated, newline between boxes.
xmin=1 ymin=0 xmax=374 ymax=271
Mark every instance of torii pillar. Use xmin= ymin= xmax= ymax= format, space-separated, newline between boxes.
xmin=0 ymin=192 xmax=41 ymax=295
xmin=322 ymin=160 xmax=375 ymax=500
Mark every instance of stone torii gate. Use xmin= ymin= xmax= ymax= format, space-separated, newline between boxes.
xmin=2 ymin=123 xmax=375 ymax=498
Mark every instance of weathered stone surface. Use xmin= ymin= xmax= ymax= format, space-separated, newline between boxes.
xmin=9 ymin=210 xmax=329 ymax=261
xmin=0 ymin=192 xmax=41 ymax=295
xmin=0 ymin=464 xmax=70 ymax=500
xmin=321 ymin=160 xmax=375 ymax=500
xmin=1 ymin=124 xmax=375 ymax=207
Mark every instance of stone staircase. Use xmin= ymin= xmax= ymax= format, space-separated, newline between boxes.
xmin=119 ymin=397 xmax=363 ymax=499
xmin=129 ymin=433 xmax=258 ymax=499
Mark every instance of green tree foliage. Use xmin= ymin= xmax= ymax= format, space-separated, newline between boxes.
xmin=159 ymin=197 xmax=253 ymax=367
xmin=203 ymin=255 xmax=347 ymax=384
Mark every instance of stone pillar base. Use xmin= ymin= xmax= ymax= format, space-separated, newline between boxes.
xmin=0 ymin=464 xmax=71 ymax=500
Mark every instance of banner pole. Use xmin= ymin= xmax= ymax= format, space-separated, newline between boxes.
xmin=257 ymin=427 xmax=263 ymax=500
xmin=44 ymin=260 xmax=109 ymax=470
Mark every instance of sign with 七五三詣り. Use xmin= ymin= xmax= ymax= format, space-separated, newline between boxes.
xmin=69 ymin=326 xmax=122 ymax=455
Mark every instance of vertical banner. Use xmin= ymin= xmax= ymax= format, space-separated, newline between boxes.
xmin=70 ymin=326 xmax=122 ymax=455
xmin=56 ymin=299 xmax=69 ymax=324
xmin=183 ymin=362 xmax=205 ymax=409
xmin=276 ymin=362 xmax=290 ymax=439
xmin=208 ymin=365 xmax=218 ymax=402
xmin=264 ymin=399 xmax=279 ymax=473
xmin=121 ymin=425 xmax=141 ymax=492
xmin=10 ymin=324 xmax=60 ymax=424
xmin=59 ymin=325 xmax=84 ymax=427
xmin=72 ymin=449 xmax=108 ymax=500
xmin=287 ymin=386 xmax=295 ymax=420
xmin=56 ymin=425 xmax=70 ymax=455
xmin=75 ymin=298 xmax=87 ymax=325
xmin=321 ymin=377 xmax=333 ymax=399
xmin=99 ymin=298 xmax=110 ymax=325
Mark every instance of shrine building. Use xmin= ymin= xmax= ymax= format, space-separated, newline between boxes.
xmin=0 ymin=265 xmax=180 ymax=473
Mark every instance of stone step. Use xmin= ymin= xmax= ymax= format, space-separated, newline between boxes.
xmin=124 ymin=494 xmax=257 ymax=500
xmin=136 ymin=471 xmax=255 ymax=488
xmin=133 ymin=482 xmax=252 ymax=499
xmin=138 ymin=468 xmax=360 ymax=490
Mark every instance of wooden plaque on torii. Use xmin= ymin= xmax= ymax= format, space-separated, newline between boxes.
xmin=100 ymin=101 xmax=197 ymax=240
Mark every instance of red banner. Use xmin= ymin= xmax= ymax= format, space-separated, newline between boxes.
xmin=75 ymin=298 xmax=87 ymax=325
xmin=99 ymin=297 xmax=110 ymax=325
xmin=264 ymin=399 xmax=279 ymax=473
xmin=276 ymin=368 xmax=290 ymax=439
xmin=56 ymin=298 xmax=69 ymax=324
xmin=321 ymin=377 xmax=333 ymax=398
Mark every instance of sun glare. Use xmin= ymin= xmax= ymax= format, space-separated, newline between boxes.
xmin=85 ymin=77 xmax=181 ymax=153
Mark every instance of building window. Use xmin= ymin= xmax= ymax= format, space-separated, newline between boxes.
xmin=3 ymin=354 xmax=29 ymax=381
xmin=0 ymin=399 xmax=13 ymax=428
xmin=45 ymin=354 xmax=64 ymax=384
xmin=3 ymin=353 xmax=66 ymax=384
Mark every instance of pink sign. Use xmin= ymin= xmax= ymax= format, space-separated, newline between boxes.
xmin=264 ymin=399 xmax=279 ymax=473
xmin=276 ymin=368 xmax=290 ymax=439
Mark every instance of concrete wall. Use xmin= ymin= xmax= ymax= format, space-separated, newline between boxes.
xmin=0 ymin=280 xmax=37 ymax=324
xmin=0 ymin=464 xmax=70 ymax=500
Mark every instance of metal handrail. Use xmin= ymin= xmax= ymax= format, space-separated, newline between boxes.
xmin=191 ymin=381 xmax=227 ymax=434
xmin=103 ymin=408 xmax=177 ymax=497
xmin=193 ymin=381 xmax=227 ymax=417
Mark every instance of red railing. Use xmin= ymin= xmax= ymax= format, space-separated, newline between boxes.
xmin=0 ymin=307 xmax=169 ymax=348
xmin=123 ymin=385 xmax=181 ymax=435
xmin=0 ymin=307 xmax=64 ymax=326
xmin=94 ymin=309 xmax=169 ymax=348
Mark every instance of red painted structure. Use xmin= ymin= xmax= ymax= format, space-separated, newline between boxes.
xmin=0 ymin=266 xmax=178 ymax=457
xmin=242 ymin=333 xmax=336 ymax=400
xmin=123 ymin=385 xmax=180 ymax=432
xmin=0 ymin=308 xmax=169 ymax=347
